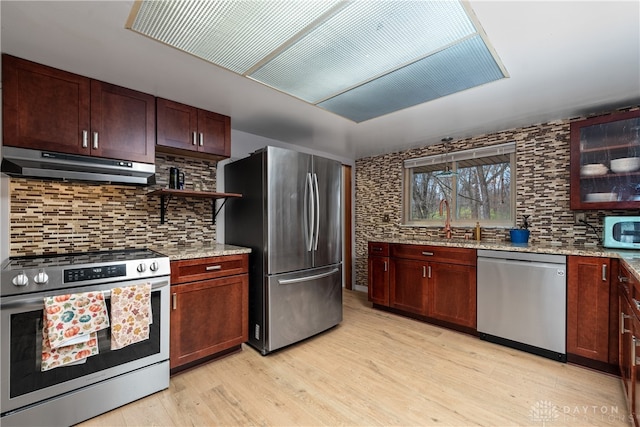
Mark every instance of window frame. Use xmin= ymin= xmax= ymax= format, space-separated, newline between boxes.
xmin=402 ymin=142 xmax=516 ymax=228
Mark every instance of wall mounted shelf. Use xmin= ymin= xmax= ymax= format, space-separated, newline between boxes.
xmin=147 ymin=189 xmax=242 ymax=224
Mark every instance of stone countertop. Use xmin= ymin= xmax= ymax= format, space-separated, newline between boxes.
xmin=370 ymin=238 xmax=640 ymax=282
xmin=150 ymin=243 xmax=251 ymax=261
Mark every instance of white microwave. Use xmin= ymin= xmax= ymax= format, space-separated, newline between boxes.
xmin=603 ymin=216 xmax=640 ymax=249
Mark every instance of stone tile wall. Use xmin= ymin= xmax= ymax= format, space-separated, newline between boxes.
xmin=9 ymin=153 xmax=219 ymax=256
xmin=355 ymin=107 xmax=640 ymax=288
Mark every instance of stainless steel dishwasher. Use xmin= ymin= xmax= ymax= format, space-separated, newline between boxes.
xmin=477 ymin=249 xmax=567 ymax=362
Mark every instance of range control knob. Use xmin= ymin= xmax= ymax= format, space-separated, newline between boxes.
xmin=137 ymin=263 xmax=147 ymax=273
xmin=12 ymin=272 xmax=29 ymax=287
xmin=34 ymin=270 xmax=49 ymax=285
xmin=149 ymin=261 xmax=159 ymax=272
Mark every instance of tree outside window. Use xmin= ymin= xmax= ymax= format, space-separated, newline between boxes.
xmin=405 ymin=143 xmax=515 ymax=227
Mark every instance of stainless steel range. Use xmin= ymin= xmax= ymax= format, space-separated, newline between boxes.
xmin=0 ymin=249 xmax=171 ymax=427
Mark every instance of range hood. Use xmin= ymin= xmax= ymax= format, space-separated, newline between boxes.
xmin=1 ymin=146 xmax=156 ymax=185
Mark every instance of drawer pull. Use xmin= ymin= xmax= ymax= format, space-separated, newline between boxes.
xmin=373 ymin=247 xmax=383 ymax=251
xmin=619 ymin=275 xmax=629 ymax=283
xmin=633 ymin=299 xmax=640 ymax=312
xmin=206 ymin=265 xmax=222 ymax=271
xmin=421 ymin=251 xmax=434 ymax=256
xmin=622 ymin=312 xmax=631 ymax=334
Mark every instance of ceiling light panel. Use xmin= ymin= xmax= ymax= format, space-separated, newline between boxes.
xmin=128 ymin=0 xmax=507 ymax=123
xmin=129 ymin=0 xmax=343 ymax=74
xmin=318 ymin=36 xmax=505 ymax=122
xmin=249 ymin=0 xmax=476 ymax=103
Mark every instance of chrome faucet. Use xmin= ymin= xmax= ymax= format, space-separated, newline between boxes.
xmin=439 ymin=199 xmax=452 ymax=239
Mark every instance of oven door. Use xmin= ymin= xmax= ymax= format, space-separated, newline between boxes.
xmin=0 ymin=277 xmax=169 ymax=415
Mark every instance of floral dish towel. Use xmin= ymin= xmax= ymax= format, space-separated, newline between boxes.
xmin=110 ymin=283 xmax=152 ymax=350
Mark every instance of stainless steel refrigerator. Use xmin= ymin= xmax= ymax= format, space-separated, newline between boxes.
xmin=224 ymin=146 xmax=342 ymax=355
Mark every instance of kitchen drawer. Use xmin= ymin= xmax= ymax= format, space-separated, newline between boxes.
xmin=368 ymin=241 xmax=389 ymax=257
xmin=170 ymin=254 xmax=248 ymax=285
xmin=390 ymin=244 xmax=476 ymax=266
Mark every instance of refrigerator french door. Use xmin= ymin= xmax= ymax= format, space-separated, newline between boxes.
xmin=225 ymin=146 xmax=342 ymax=354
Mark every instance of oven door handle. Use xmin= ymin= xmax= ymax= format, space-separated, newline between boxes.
xmin=0 ymin=278 xmax=170 ymax=308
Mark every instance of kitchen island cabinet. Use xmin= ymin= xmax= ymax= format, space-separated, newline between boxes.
xmin=156 ymin=97 xmax=231 ymax=161
xmin=369 ymin=242 xmax=476 ymax=332
xmin=2 ymin=54 xmax=155 ymax=164
xmin=169 ymin=254 xmax=248 ymax=373
xmin=567 ymin=255 xmax=619 ymax=371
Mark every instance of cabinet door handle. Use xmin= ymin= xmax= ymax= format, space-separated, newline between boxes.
xmin=172 ymin=293 xmax=177 ymax=310
xmin=633 ymin=299 xmax=640 ymax=312
xmin=192 ymin=132 xmax=197 ymax=145
xmin=633 ymin=337 xmax=637 ymax=367
xmin=602 ymin=264 xmax=607 ymax=282
xmin=383 ymin=261 xmax=387 ymax=272
xmin=422 ymin=266 xmax=426 ymax=278
xmin=421 ymin=251 xmax=434 ymax=256
xmin=619 ymin=275 xmax=629 ymax=283
xmin=428 ymin=265 xmax=432 ymax=279
xmin=622 ymin=311 xmax=631 ymax=334
xmin=206 ymin=265 xmax=222 ymax=271
xmin=199 ymin=132 xmax=204 ymax=146
xmin=92 ymin=132 xmax=98 ymax=149
xmin=82 ymin=130 xmax=88 ymax=148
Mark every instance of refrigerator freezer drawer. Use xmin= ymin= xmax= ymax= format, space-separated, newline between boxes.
xmin=266 ymin=264 xmax=343 ymax=353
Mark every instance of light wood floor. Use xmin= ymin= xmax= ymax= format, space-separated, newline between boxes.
xmin=79 ymin=290 xmax=629 ymax=426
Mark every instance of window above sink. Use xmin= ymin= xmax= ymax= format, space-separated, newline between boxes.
xmin=403 ymin=142 xmax=515 ymax=227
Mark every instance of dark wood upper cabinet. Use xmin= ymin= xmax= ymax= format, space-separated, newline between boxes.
xmin=570 ymin=109 xmax=640 ymax=210
xmin=2 ymin=54 xmax=155 ymax=164
xmin=156 ymin=97 xmax=230 ymax=161
xmin=3 ymin=54 xmax=90 ymax=155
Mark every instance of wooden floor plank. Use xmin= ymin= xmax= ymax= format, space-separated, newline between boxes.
xmin=78 ymin=289 xmax=629 ymax=426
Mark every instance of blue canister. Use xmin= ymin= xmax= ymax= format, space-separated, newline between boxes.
xmin=510 ymin=229 xmax=530 ymax=244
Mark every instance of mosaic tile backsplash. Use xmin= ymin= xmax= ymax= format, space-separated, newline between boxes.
xmin=9 ymin=153 xmax=219 ymax=256
xmin=354 ymin=107 xmax=639 ymax=288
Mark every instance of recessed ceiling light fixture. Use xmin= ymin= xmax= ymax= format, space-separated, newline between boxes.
xmin=127 ymin=0 xmax=508 ymax=123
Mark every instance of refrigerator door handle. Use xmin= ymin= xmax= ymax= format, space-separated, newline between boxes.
xmin=313 ymin=173 xmax=320 ymax=251
xmin=277 ymin=268 xmax=340 ymax=285
xmin=305 ymin=172 xmax=314 ymax=252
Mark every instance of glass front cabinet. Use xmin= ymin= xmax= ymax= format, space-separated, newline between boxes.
xmin=570 ymin=110 xmax=640 ymax=210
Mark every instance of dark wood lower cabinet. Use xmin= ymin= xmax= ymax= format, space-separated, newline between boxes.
xmin=369 ymin=242 xmax=476 ymax=332
xmin=389 ymin=258 xmax=428 ymax=316
xmin=429 ymin=262 xmax=476 ymax=329
xmin=170 ymin=255 xmax=248 ymax=373
xmin=368 ymin=255 xmax=389 ymax=306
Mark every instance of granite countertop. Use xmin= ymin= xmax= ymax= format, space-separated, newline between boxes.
xmin=371 ymin=237 xmax=640 ymax=282
xmin=151 ymin=243 xmax=251 ymax=261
